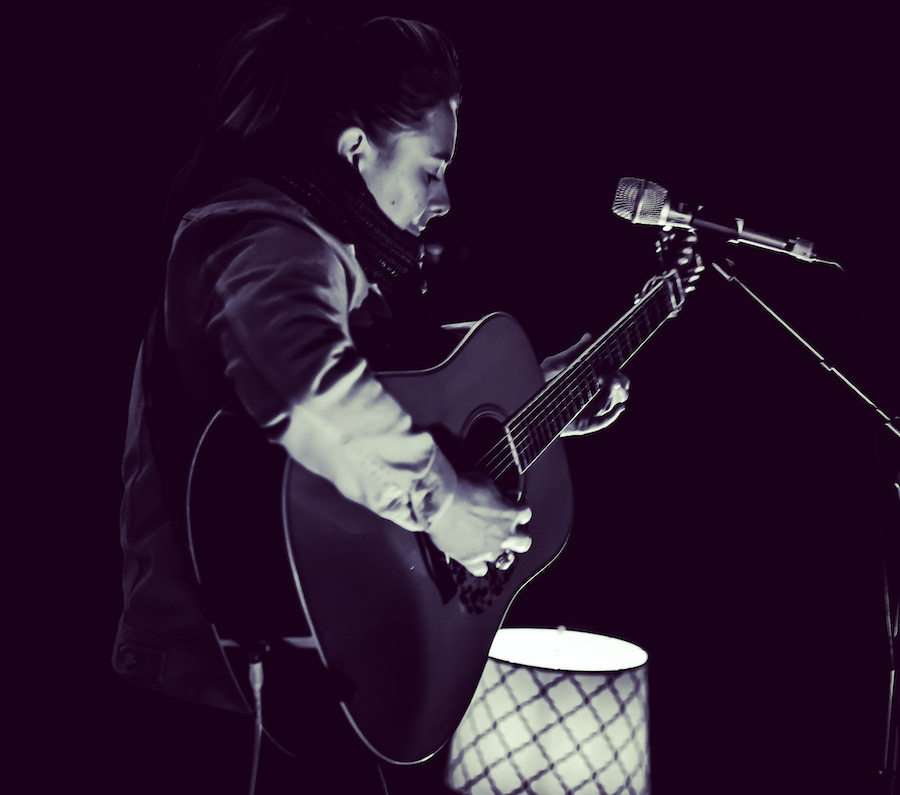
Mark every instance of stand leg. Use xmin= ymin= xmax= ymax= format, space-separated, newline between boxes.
xmin=881 ymin=473 xmax=900 ymax=795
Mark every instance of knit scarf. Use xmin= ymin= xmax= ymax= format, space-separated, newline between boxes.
xmin=276 ymin=154 xmax=428 ymax=303
xmin=272 ymin=153 xmax=458 ymax=371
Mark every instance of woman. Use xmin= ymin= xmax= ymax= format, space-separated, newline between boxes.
xmin=113 ymin=7 xmax=630 ymax=793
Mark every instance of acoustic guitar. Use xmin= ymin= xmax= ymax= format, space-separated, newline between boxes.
xmin=186 ymin=264 xmax=692 ymax=764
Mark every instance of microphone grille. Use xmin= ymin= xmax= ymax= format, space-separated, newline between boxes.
xmin=612 ymin=177 xmax=668 ymax=225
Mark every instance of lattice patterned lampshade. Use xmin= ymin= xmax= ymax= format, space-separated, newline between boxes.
xmin=445 ymin=628 xmax=650 ymax=794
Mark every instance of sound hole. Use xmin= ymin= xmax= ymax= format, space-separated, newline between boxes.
xmin=459 ymin=411 xmax=522 ymax=500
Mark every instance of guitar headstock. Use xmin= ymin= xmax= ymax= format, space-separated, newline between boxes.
xmin=656 ymin=226 xmax=705 ymax=293
xmin=634 ymin=227 xmax=705 ymax=316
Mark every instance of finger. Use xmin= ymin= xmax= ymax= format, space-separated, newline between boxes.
xmin=601 ymin=376 xmax=630 ymax=410
xmin=596 ymin=372 xmax=628 ymax=397
xmin=598 ymin=401 xmax=628 ymax=425
xmin=612 ymin=381 xmax=630 ymax=400
xmin=516 ymin=504 xmax=533 ymax=526
xmin=556 ymin=333 xmax=593 ymax=366
xmin=601 ymin=401 xmax=628 ymax=422
xmin=485 ymin=499 xmax=532 ymax=526
xmin=502 ymin=531 xmax=533 ymax=554
xmin=611 ymin=372 xmax=631 ymax=391
xmin=542 ymin=333 xmax=593 ymax=381
xmin=466 ymin=561 xmax=489 ymax=577
xmin=569 ymin=402 xmax=627 ymax=435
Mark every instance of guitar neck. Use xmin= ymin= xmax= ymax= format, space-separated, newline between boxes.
xmin=503 ymin=270 xmax=686 ymax=473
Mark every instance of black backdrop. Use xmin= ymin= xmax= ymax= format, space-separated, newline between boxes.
xmin=17 ymin=1 xmax=899 ymax=793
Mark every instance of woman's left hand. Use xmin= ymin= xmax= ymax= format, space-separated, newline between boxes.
xmin=541 ymin=334 xmax=631 ymax=437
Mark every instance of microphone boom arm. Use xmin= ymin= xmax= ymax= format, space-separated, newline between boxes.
xmin=710 ymin=257 xmax=899 ymax=440
xmin=666 ymin=206 xmax=841 ymax=268
xmin=612 ymin=176 xmax=843 ymax=269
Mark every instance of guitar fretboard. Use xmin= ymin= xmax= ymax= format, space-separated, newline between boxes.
xmin=495 ymin=274 xmax=682 ymax=475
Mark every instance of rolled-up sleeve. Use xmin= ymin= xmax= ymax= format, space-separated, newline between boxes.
xmin=173 ymin=204 xmax=457 ymax=532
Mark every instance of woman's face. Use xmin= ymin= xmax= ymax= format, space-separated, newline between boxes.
xmin=357 ymin=100 xmax=459 ymax=237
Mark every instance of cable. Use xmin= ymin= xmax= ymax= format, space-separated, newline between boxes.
xmin=247 ymin=658 xmax=265 ymax=795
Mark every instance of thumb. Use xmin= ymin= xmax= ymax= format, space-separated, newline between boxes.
xmin=466 ymin=560 xmax=489 ymax=577
xmin=542 ymin=333 xmax=593 ymax=380
xmin=566 ymin=332 xmax=592 ymax=355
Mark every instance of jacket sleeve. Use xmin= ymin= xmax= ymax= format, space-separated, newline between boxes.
xmin=188 ymin=212 xmax=458 ymax=532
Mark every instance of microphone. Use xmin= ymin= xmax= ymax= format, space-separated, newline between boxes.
xmin=612 ymin=177 xmax=841 ymax=268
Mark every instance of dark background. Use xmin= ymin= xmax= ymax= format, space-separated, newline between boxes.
xmin=16 ymin=1 xmax=899 ymax=793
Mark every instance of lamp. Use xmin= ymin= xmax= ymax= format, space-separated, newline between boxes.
xmin=445 ymin=628 xmax=650 ymax=794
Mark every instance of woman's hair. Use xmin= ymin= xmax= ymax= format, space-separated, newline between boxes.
xmin=196 ymin=6 xmax=460 ymax=161
xmin=164 ymin=6 xmax=459 ymax=230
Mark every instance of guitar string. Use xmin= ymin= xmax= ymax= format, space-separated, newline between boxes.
xmin=473 ymin=282 xmax=672 ymax=479
xmin=517 ymin=307 xmax=666 ymax=459
xmin=499 ymin=282 xmax=670 ymax=459
xmin=474 ymin=283 xmax=672 ymax=481
xmin=516 ymin=289 xmax=669 ymax=446
xmin=473 ymin=287 xmax=667 ymax=479
xmin=513 ymin=281 xmax=672 ymax=445
xmin=509 ymin=283 xmax=673 ymax=475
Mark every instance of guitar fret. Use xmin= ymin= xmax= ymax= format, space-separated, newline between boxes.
xmin=621 ymin=324 xmax=635 ymax=350
xmin=649 ymin=293 xmax=667 ymax=326
xmin=532 ymin=422 xmax=550 ymax=454
xmin=611 ymin=336 xmax=625 ymax=366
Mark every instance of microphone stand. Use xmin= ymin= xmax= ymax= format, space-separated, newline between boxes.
xmin=710 ymin=256 xmax=900 ymax=794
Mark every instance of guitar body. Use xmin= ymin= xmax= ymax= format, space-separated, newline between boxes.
xmin=187 ymin=313 xmax=573 ymax=765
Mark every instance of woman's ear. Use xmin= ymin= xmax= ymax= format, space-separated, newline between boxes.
xmin=336 ymin=127 xmax=374 ymax=171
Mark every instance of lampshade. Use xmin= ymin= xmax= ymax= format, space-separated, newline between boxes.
xmin=445 ymin=628 xmax=650 ymax=794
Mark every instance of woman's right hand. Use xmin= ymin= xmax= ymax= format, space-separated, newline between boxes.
xmin=426 ymin=473 xmax=533 ymax=577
